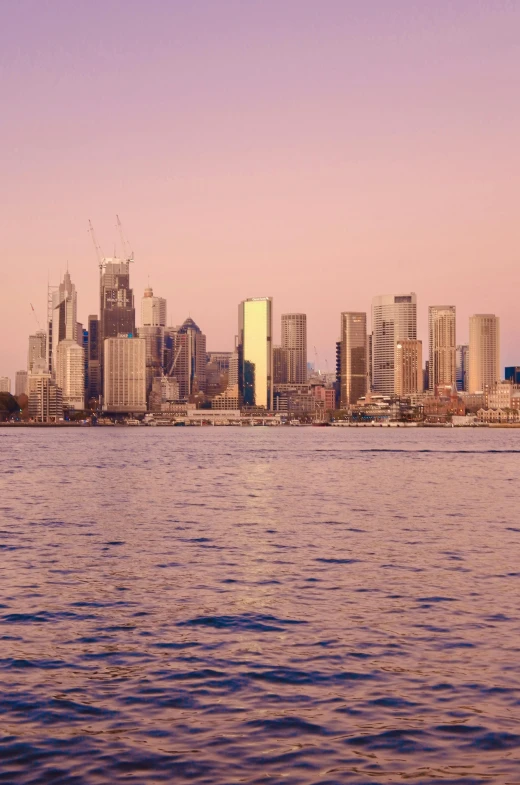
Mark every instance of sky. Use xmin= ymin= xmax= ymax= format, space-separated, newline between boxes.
xmin=1 ymin=0 xmax=519 ymax=385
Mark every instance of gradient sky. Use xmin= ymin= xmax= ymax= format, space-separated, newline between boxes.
xmin=1 ymin=0 xmax=519 ymax=384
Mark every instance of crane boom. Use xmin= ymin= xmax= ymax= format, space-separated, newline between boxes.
xmin=88 ymin=220 xmax=104 ymax=267
xmin=116 ymin=215 xmax=134 ymax=263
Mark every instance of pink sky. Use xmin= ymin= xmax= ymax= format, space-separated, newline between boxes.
xmin=1 ymin=0 xmax=519 ymax=383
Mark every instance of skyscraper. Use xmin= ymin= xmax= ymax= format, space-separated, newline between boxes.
xmin=273 ymin=346 xmax=288 ymax=385
xmin=50 ymin=271 xmax=78 ymax=374
xmin=281 ymin=313 xmax=307 ymax=384
xmin=456 ymin=345 xmax=469 ymax=392
xmin=87 ymin=316 xmax=101 ymax=402
xmin=141 ymin=287 xmax=167 ymax=327
xmin=169 ymin=318 xmax=207 ymax=399
xmin=395 ymin=340 xmax=423 ymax=396
xmin=28 ymin=362 xmax=63 ymax=422
xmin=140 ymin=287 xmax=167 ymax=398
xmin=238 ymin=297 xmax=273 ymax=409
xmin=428 ymin=306 xmax=456 ymax=392
xmin=27 ymin=331 xmax=47 ymax=372
xmin=15 ymin=371 xmax=28 ymax=397
xmin=372 ymin=293 xmax=417 ymax=395
xmin=468 ymin=314 xmax=500 ymax=393
xmin=339 ymin=312 xmax=367 ymax=407
xmin=103 ymin=337 xmax=146 ymax=412
xmin=56 ymin=340 xmax=85 ymax=410
xmin=99 ymin=258 xmax=135 ymax=398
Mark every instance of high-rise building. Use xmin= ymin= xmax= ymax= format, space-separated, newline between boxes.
xmin=15 ymin=371 xmax=28 ymax=397
xmin=505 ymin=367 xmax=520 ymax=385
xmin=0 ymin=377 xmax=11 ymax=393
xmin=339 ymin=312 xmax=367 ymax=407
xmin=456 ymin=345 xmax=469 ymax=392
xmin=468 ymin=314 xmax=500 ymax=393
xmin=56 ymin=340 xmax=85 ymax=409
xmin=395 ymin=339 xmax=423 ymax=396
xmin=281 ymin=313 xmax=307 ymax=384
xmin=51 ymin=271 xmax=78 ymax=374
xmin=99 ymin=258 xmax=136 ymax=396
xmin=27 ymin=330 xmax=47 ymax=372
xmin=273 ymin=346 xmax=288 ymax=384
xmin=238 ymin=297 xmax=273 ymax=409
xmin=28 ymin=362 xmax=63 ymax=422
xmin=428 ymin=306 xmax=456 ymax=392
xmin=141 ymin=287 xmax=167 ymax=327
xmin=87 ymin=316 xmax=101 ymax=402
xmin=103 ymin=337 xmax=146 ymax=412
xmin=372 ymin=293 xmax=417 ymax=395
xmin=168 ymin=318 xmax=207 ymax=400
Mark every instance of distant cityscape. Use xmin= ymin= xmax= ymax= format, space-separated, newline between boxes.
xmin=1 ymin=223 xmax=518 ymax=426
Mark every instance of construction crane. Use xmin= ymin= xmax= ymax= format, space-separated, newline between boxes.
xmin=116 ymin=215 xmax=134 ymax=264
xmin=313 ymin=346 xmax=321 ymax=375
xmin=88 ymin=220 xmax=104 ymax=269
xmin=166 ymin=344 xmax=183 ymax=377
xmin=30 ymin=303 xmax=42 ymax=330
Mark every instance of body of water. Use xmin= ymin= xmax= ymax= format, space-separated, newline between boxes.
xmin=1 ymin=428 xmax=519 ymax=783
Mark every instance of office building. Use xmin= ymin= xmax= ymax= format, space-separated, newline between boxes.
xmin=87 ymin=316 xmax=101 ymax=402
xmin=28 ymin=362 xmax=63 ymax=422
xmin=28 ymin=331 xmax=47 ymax=372
xmin=56 ymin=340 xmax=85 ymax=409
xmin=456 ymin=345 xmax=469 ymax=392
xmin=99 ymin=258 xmax=136 ymax=396
xmin=505 ymin=367 xmax=520 ymax=385
xmin=50 ymin=271 xmax=78 ymax=373
xmin=395 ymin=339 xmax=423 ymax=396
xmin=149 ymin=375 xmax=180 ymax=411
xmin=238 ymin=297 xmax=273 ymax=409
xmin=486 ymin=382 xmax=513 ymax=411
xmin=339 ymin=312 xmax=367 ymax=407
xmin=273 ymin=346 xmax=288 ymax=384
xmin=103 ymin=337 xmax=146 ymax=412
xmin=372 ymin=293 xmax=417 ymax=395
xmin=281 ymin=313 xmax=307 ymax=384
xmin=0 ymin=376 xmax=11 ymax=393
xmin=468 ymin=314 xmax=500 ymax=393
xmin=15 ymin=371 xmax=28 ymax=397
xmin=141 ymin=287 xmax=167 ymax=327
xmin=428 ymin=306 xmax=456 ymax=392
xmin=168 ymin=318 xmax=207 ymax=399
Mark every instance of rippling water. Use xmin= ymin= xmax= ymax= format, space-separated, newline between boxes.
xmin=1 ymin=427 xmax=520 ymax=784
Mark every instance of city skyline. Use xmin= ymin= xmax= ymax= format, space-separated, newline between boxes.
xmin=2 ymin=1 xmax=519 ymax=384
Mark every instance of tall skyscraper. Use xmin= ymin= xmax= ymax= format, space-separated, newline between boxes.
xmin=27 ymin=331 xmax=47 ymax=372
xmin=56 ymin=340 xmax=85 ymax=410
xmin=50 ymin=271 xmax=78 ymax=374
xmin=428 ymin=306 xmax=456 ymax=392
xmin=273 ymin=346 xmax=288 ymax=385
xmin=372 ymin=293 xmax=417 ymax=395
xmin=103 ymin=337 xmax=146 ymax=412
xmin=87 ymin=316 xmax=100 ymax=402
xmin=468 ymin=314 xmax=500 ymax=393
xmin=15 ymin=371 xmax=28 ymax=397
xmin=456 ymin=345 xmax=469 ymax=392
xmin=339 ymin=312 xmax=367 ymax=407
xmin=99 ymin=258 xmax=136 ymax=398
xmin=238 ymin=297 xmax=273 ymax=409
xmin=395 ymin=339 xmax=423 ymax=396
xmin=140 ymin=287 xmax=167 ymax=398
xmin=281 ymin=313 xmax=307 ymax=384
xmin=169 ymin=318 xmax=207 ymax=399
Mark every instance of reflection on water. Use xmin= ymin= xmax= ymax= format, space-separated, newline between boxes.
xmin=1 ymin=428 xmax=520 ymax=783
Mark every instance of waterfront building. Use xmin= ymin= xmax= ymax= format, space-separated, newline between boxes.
xmin=56 ymin=339 xmax=85 ymax=409
xmin=99 ymin=258 xmax=136 ymax=396
xmin=50 ymin=271 xmax=78 ymax=374
xmin=87 ymin=316 xmax=101 ymax=402
xmin=28 ymin=362 xmax=63 ymax=422
xmin=103 ymin=337 xmax=146 ymax=412
xmin=15 ymin=371 xmax=28 ymax=397
xmin=395 ymin=339 xmax=423 ymax=396
xmin=312 ymin=385 xmax=336 ymax=411
xmin=212 ymin=384 xmax=240 ymax=409
xmin=456 ymin=345 xmax=469 ymax=392
xmin=339 ymin=312 xmax=367 ymax=407
xmin=428 ymin=306 xmax=456 ymax=392
xmin=468 ymin=314 xmax=500 ymax=393
xmin=27 ymin=330 xmax=47 ymax=372
xmin=0 ymin=376 xmax=11 ymax=393
xmin=485 ymin=381 xmax=513 ymax=411
xmin=238 ymin=297 xmax=273 ymax=409
xmin=281 ymin=313 xmax=307 ymax=384
xmin=273 ymin=384 xmax=316 ymax=414
xmin=372 ymin=294 xmax=417 ymax=395
xmin=149 ymin=375 xmax=180 ymax=411
xmin=505 ymin=367 xmax=520 ymax=385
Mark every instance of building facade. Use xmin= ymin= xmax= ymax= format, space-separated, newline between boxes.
xmin=238 ymin=297 xmax=273 ymax=409
xmin=372 ymin=294 xmax=417 ymax=395
xmin=99 ymin=259 xmax=136 ymax=397
xmin=103 ymin=337 xmax=146 ymax=412
xmin=0 ymin=377 xmax=11 ymax=393
xmin=456 ymin=345 xmax=469 ymax=392
xmin=28 ymin=331 xmax=47 ymax=373
xmin=28 ymin=365 xmax=63 ymax=422
xmin=395 ymin=339 xmax=423 ymax=396
xmin=468 ymin=314 xmax=500 ymax=393
xmin=168 ymin=318 xmax=207 ymax=399
xmin=50 ymin=271 xmax=78 ymax=374
xmin=428 ymin=306 xmax=456 ymax=392
xmin=339 ymin=312 xmax=367 ymax=407
xmin=56 ymin=339 xmax=85 ymax=409
xmin=15 ymin=371 xmax=28 ymax=397
xmin=281 ymin=313 xmax=307 ymax=384
xmin=87 ymin=315 xmax=101 ymax=402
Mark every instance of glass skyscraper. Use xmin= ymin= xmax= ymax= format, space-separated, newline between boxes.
xmin=238 ymin=297 xmax=273 ymax=409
